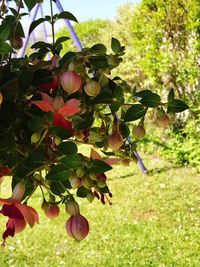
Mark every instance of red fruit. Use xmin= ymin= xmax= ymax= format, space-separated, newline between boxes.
xmin=156 ymin=114 xmax=170 ymax=127
xmin=42 ymin=203 xmax=60 ymax=218
xmin=132 ymin=126 xmax=146 ymax=139
xmin=84 ymin=80 xmax=100 ymax=97
xmin=10 ymin=36 xmax=23 ymax=50
xmin=107 ymin=131 xmax=124 ymax=151
xmin=66 ymin=214 xmax=89 ymax=241
xmin=39 ymin=75 xmax=58 ymax=94
xmin=60 ymin=71 xmax=82 ymax=95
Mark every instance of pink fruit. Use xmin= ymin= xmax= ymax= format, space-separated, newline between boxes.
xmin=60 ymin=71 xmax=82 ymax=95
xmin=132 ymin=126 xmax=146 ymax=139
xmin=10 ymin=36 xmax=23 ymax=50
xmin=84 ymin=80 xmax=100 ymax=97
xmin=156 ymin=114 xmax=170 ymax=127
xmin=107 ymin=131 xmax=124 ymax=150
xmin=42 ymin=203 xmax=60 ymax=218
xmin=66 ymin=214 xmax=89 ymax=241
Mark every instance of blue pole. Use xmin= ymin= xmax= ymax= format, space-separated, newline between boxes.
xmin=18 ymin=3 xmax=40 ymax=57
xmin=59 ymin=1 xmax=148 ymax=173
xmin=56 ymin=0 xmax=83 ymax=51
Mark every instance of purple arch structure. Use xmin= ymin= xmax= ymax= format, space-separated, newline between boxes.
xmin=18 ymin=0 xmax=148 ymax=174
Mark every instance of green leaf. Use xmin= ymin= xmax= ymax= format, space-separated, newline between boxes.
xmin=167 ymin=88 xmax=175 ymax=102
xmin=140 ymin=93 xmax=161 ymax=108
xmin=59 ymin=52 xmax=76 ymax=68
xmin=54 ymin=36 xmax=70 ymax=46
xmin=90 ymin=159 xmax=112 ymax=174
xmin=61 ymin=154 xmax=82 ymax=169
xmin=49 ymin=126 xmax=73 ymax=139
xmin=57 ymin=141 xmax=77 ymax=155
xmin=135 ymin=90 xmax=153 ymax=98
xmin=0 ymin=24 xmax=12 ymax=41
xmin=167 ymin=99 xmax=189 ymax=113
xmin=90 ymin=56 xmax=108 ymax=69
xmin=29 ymin=18 xmax=47 ymax=35
xmin=46 ymin=165 xmax=72 ymax=181
xmin=124 ymin=104 xmax=146 ymax=122
xmin=90 ymin=44 xmax=107 ymax=54
xmin=111 ymin=37 xmax=121 ymax=53
xmin=92 ymin=88 xmax=113 ymax=104
xmin=18 ymin=71 xmax=32 ymax=95
xmin=31 ymin=41 xmax=52 ymax=49
xmin=77 ymin=187 xmax=90 ymax=198
xmin=0 ymin=41 xmax=13 ymax=54
xmin=32 ymin=68 xmax=53 ymax=86
xmin=57 ymin=11 xmax=78 ymax=22
xmin=24 ymin=0 xmax=37 ymax=11
xmin=25 ymin=151 xmax=45 ymax=170
xmin=27 ymin=116 xmax=44 ymax=132
xmin=50 ymin=182 xmax=66 ymax=195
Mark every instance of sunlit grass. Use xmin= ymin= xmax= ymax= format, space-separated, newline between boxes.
xmin=0 ymin=154 xmax=200 ymax=267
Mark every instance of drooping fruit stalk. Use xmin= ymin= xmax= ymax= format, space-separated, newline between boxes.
xmin=11 ymin=182 xmax=25 ymax=201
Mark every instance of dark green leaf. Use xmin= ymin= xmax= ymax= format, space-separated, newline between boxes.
xmin=135 ymin=90 xmax=153 ymax=98
xmin=0 ymin=41 xmax=13 ymax=54
xmin=57 ymin=141 xmax=77 ymax=155
xmin=18 ymin=71 xmax=32 ymax=95
xmin=92 ymin=88 xmax=113 ymax=104
xmin=0 ymin=24 xmax=12 ymax=41
xmin=59 ymin=52 xmax=76 ymax=68
xmin=124 ymin=104 xmax=146 ymax=122
xmin=32 ymin=69 xmax=53 ymax=86
xmin=61 ymin=154 xmax=82 ymax=168
xmin=111 ymin=37 xmax=121 ymax=53
xmin=27 ymin=116 xmax=44 ymax=132
xmin=140 ymin=93 xmax=161 ymax=108
xmin=77 ymin=187 xmax=90 ymax=198
xmin=24 ymin=0 xmax=37 ymax=11
xmin=50 ymin=182 xmax=66 ymax=196
xmin=90 ymin=56 xmax=108 ymax=69
xmin=90 ymin=44 xmax=107 ymax=54
xmin=167 ymin=99 xmax=189 ymax=113
xmin=31 ymin=41 xmax=52 ymax=49
xmin=90 ymin=159 xmax=112 ymax=174
xmin=29 ymin=18 xmax=47 ymax=35
xmin=54 ymin=36 xmax=70 ymax=46
xmin=49 ymin=126 xmax=72 ymax=139
xmin=46 ymin=164 xmax=72 ymax=181
xmin=167 ymin=88 xmax=175 ymax=102
xmin=57 ymin=11 xmax=78 ymax=22
xmin=25 ymin=151 xmax=45 ymax=170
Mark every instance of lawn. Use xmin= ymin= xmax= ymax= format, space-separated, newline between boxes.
xmin=0 ymin=154 xmax=200 ymax=267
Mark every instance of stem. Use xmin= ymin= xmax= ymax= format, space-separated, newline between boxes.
xmin=35 ymin=128 xmax=48 ymax=149
xmin=50 ymin=0 xmax=55 ymax=45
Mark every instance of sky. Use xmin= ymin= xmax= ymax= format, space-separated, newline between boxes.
xmin=42 ymin=0 xmax=141 ymax=28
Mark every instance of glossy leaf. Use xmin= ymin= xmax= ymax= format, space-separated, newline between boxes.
xmin=90 ymin=159 xmax=112 ymax=174
xmin=57 ymin=141 xmax=78 ymax=155
xmin=140 ymin=93 xmax=161 ymax=108
xmin=111 ymin=37 xmax=121 ymax=53
xmin=124 ymin=104 xmax=146 ymax=122
xmin=46 ymin=165 xmax=72 ymax=181
xmin=167 ymin=99 xmax=189 ymax=113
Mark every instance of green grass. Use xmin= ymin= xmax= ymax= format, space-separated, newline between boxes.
xmin=0 ymin=154 xmax=200 ymax=267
